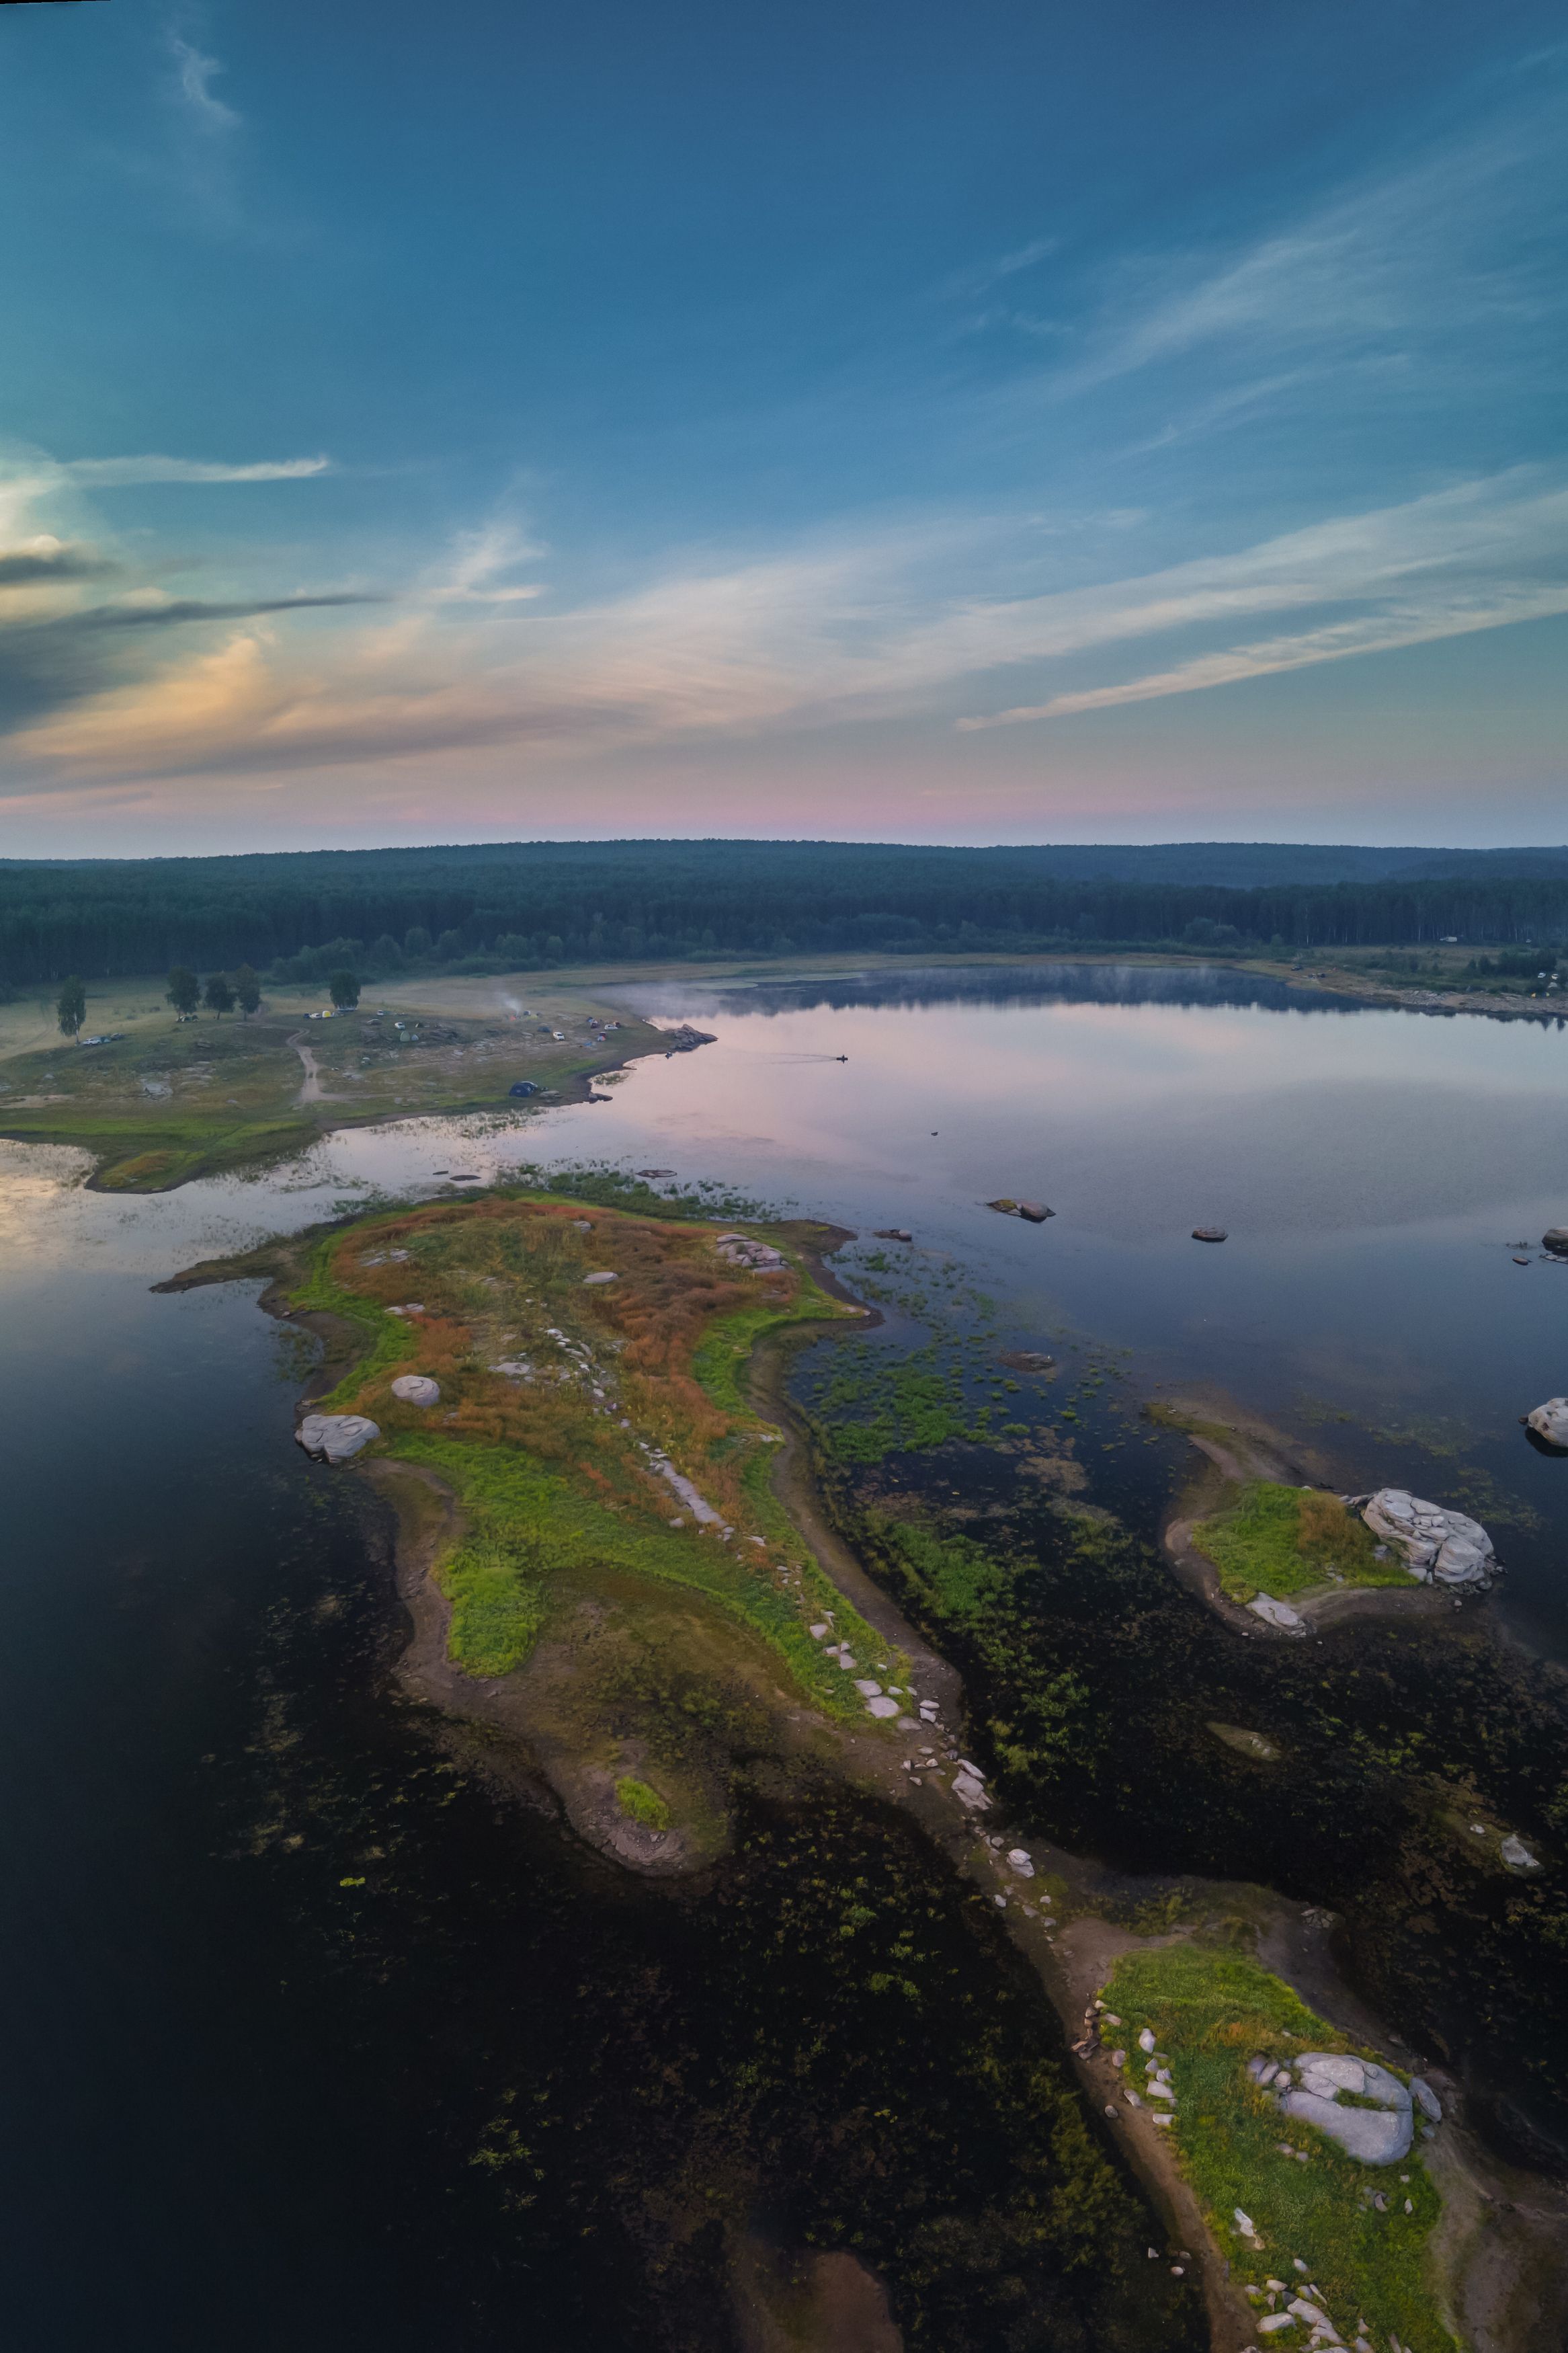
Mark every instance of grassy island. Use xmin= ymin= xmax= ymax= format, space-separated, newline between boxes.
xmin=1190 ymin=1480 xmax=1412 ymax=1604
xmin=1103 ymin=1945 xmax=1450 ymax=2353
xmin=293 ymin=1189 xmax=895 ymax=1724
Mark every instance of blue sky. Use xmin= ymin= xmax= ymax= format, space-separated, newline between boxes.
xmin=0 ymin=0 xmax=1564 ymax=851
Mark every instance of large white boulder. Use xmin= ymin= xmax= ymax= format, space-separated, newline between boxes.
xmin=1361 ymin=1489 xmax=1494 ymax=1587
xmin=1526 ymin=1398 xmax=1568 ymax=1451
xmin=390 ymin=1374 xmax=440 ymax=1407
xmin=1248 ymin=1593 xmax=1307 ymax=1633
xmin=296 ymin=1412 xmax=380 ymax=1464
xmin=1276 ymin=2051 xmax=1413 ymax=2164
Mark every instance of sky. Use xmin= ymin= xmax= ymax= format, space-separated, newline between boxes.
xmin=0 ymin=0 xmax=1564 ymax=855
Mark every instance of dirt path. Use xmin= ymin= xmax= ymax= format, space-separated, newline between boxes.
xmin=288 ymin=1032 xmax=323 ymax=1103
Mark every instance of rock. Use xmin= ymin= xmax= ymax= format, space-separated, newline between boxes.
xmin=1234 ymin=2207 xmax=1256 ymax=2235
xmin=636 ymin=1168 xmax=677 ymax=1178
xmin=1361 ymin=1488 xmax=1495 ymax=1587
xmin=1248 ymin=1594 xmax=1307 ymax=1634
xmin=1139 ymin=2028 xmax=1157 ymax=2053
xmin=390 ymin=1373 xmax=440 ymax=1406
xmin=1410 ymin=2077 xmax=1442 ymax=2122
xmin=1146 ymin=2080 xmax=1175 ymax=2102
xmin=1192 ymin=1226 xmax=1228 ymax=1242
xmin=1500 ymin=1833 xmax=1540 ymax=1871
xmin=1006 ymin=1847 xmax=1036 ymax=1877
xmin=583 ymin=1270 xmax=618 ymax=1285
xmin=296 ymin=1413 xmax=380 ymax=1464
xmin=809 ymin=1622 xmax=829 ymax=1639
xmin=1542 ymin=1227 xmax=1568 ymax=1257
xmin=1526 ymin=1398 xmax=1568 ymax=1450
xmin=952 ymin=1771 xmax=991 ymax=1810
xmin=1016 ymin=1201 xmax=1052 ymax=1223
xmin=865 ymin=1696 xmax=901 ymax=1719
xmin=873 ymin=1228 xmax=913 ymax=1242
xmin=1276 ymin=2050 xmax=1413 ymax=2163
xmin=852 ymin=1679 xmax=883 ymax=1697
xmin=1257 ymin=2315 xmax=1298 ymax=2334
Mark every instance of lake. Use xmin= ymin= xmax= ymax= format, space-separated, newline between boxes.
xmin=3 ymin=959 xmax=1565 ymax=2343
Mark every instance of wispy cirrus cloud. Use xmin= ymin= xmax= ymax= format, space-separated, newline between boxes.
xmin=168 ymin=33 xmax=239 ymax=134
xmin=10 ymin=469 xmax=1567 ymax=784
xmin=1039 ymin=88 xmax=1566 ymax=407
xmin=64 ymin=454 xmax=331 ymax=487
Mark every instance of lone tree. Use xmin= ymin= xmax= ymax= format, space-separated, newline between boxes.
xmin=56 ymin=975 xmax=87 ymax=1041
xmin=204 ymin=971 xmax=237 ymax=1019
xmin=233 ymin=963 xmax=261 ymax=1020
xmin=329 ymin=968 xmax=361 ymax=1010
xmin=167 ymin=966 xmax=200 ymax=1020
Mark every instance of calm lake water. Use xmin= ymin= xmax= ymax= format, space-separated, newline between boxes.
xmin=3 ymin=961 xmax=1566 ymax=2341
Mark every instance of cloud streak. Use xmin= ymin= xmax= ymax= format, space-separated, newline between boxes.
xmin=64 ymin=454 xmax=331 ymax=486
xmin=9 ymin=468 xmax=1567 ymax=783
xmin=169 ymin=34 xmax=239 ymax=134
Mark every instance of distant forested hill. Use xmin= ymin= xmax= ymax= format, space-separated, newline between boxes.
xmin=1 ymin=837 xmax=1565 ymax=985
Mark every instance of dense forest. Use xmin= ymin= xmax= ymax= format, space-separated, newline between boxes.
xmin=1 ymin=838 xmax=1566 ymax=986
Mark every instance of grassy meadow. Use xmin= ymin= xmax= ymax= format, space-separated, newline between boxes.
xmin=0 ymin=973 xmax=673 ymax=1189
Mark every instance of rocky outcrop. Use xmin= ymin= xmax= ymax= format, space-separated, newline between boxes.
xmin=1356 ymin=1488 xmax=1495 ymax=1587
xmin=1543 ymin=1226 xmax=1568 ymax=1257
xmin=715 ymin=1234 xmax=785 ymax=1271
xmin=296 ymin=1412 xmax=380 ymax=1463
xmin=1270 ymin=2051 xmax=1415 ymax=2164
xmin=390 ymin=1374 xmax=440 ymax=1406
xmin=1526 ymin=1397 xmax=1568 ymax=1450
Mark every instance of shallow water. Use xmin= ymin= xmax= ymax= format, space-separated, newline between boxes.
xmin=3 ymin=960 xmax=1567 ymax=2336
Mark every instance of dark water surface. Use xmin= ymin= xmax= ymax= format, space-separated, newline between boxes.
xmin=3 ymin=961 xmax=1567 ymax=2339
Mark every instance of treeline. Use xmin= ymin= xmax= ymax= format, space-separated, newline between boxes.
xmin=1 ymin=839 xmax=1566 ymax=986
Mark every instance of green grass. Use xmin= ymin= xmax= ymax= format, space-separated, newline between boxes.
xmin=440 ymin=1533 xmax=548 ymax=1674
xmin=285 ymin=1203 xmax=901 ymax=1713
xmin=289 ymin=1230 xmax=420 ymax=1402
xmin=689 ymin=1269 xmax=854 ymax=1414
xmin=390 ymin=1433 xmax=878 ymax=1712
xmin=1103 ymin=1945 xmax=1452 ymax=2353
xmin=614 ymin=1775 xmax=672 ymax=1831
xmin=1190 ymin=1480 xmax=1411 ymax=1603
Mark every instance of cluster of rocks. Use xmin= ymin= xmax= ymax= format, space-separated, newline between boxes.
xmin=1246 ymin=2271 xmax=1388 ymax=2352
xmin=714 ymin=1234 xmax=786 ymax=1272
xmin=1353 ymin=1488 xmax=1495 ymax=1587
xmin=1246 ymin=2050 xmax=1439 ymax=2165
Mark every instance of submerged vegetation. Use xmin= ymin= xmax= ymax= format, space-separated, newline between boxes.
xmin=1190 ymin=1480 xmax=1411 ymax=1602
xmin=1104 ymin=1946 xmax=1450 ymax=2353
